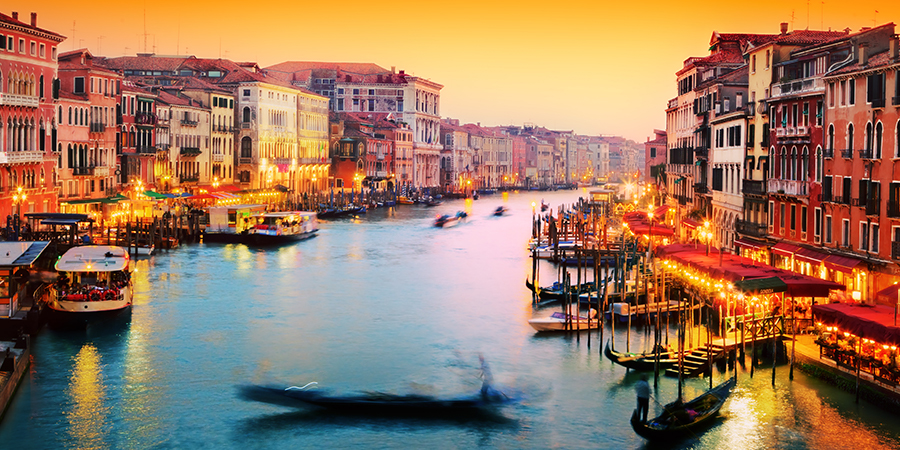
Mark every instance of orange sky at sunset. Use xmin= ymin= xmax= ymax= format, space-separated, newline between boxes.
xmin=8 ymin=0 xmax=899 ymax=142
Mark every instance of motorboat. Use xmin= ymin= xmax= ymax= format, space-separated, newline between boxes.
xmin=631 ymin=377 xmax=736 ymax=440
xmin=493 ymin=206 xmax=508 ymax=216
xmin=434 ymin=211 xmax=468 ymax=228
xmin=528 ymin=309 xmax=600 ymax=332
xmin=47 ymin=245 xmax=133 ymax=325
xmin=245 ymin=211 xmax=319 ymax=245
xmin=204 ymin=204 xmax=268 ymax=243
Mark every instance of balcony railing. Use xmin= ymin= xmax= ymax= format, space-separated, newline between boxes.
xmin=735 ymin=219 xmax=768 ymax=238
xmin=136 ymin=145 xmax=156 ymax=154
xmin=841 ymin=149 xmax=854 ymax=159
xmin=767 ymin=178 xmax=808 ymax=196
xmin=212 ymin=154 xmax=225 ymax=163
xmin=742 ymin=179 xmax=766 ymax=196
xmin=72 ymin=166 xmax=94 ymax=176
xmin=238 ymin=157 xmax=253 ymax=165
xmin=858 ymin=149 xmax=875 ymax=159
xmin=872 ymin=98 xmax=885 ymax=109
xmin=694 ymin=146 xmax=709 ymax=160
xmin=90 ymin=122 xmax=106 ymax=133
xmin=0 ymin=93 xmax=39 ymax=107
xmin=770 ymin=77 xmax=825 ymax=98
xmin=823 ymin=148 xmax=834 ymax=158
xmin=893 ymin=96 xmax=900 ymax=106
xmin=156 ymin=143 xmax=171 ymax=151
xmin=893 ymin=241 xmax=900 ymax=260
xmin=179 ymin=173 xmax=200 ymax=183
xmin=693 ymin=183 xmax=708 ymax=194
xmin=851 ymin=198 xmax=865 ymax=207
xmin=833 ymin=195 xmax=847 ymax=205
xmin=867 ymin=199 xmax=881 ymax=216
xmin=135 ymin=112 xmax=157 ymax=125
xmin=181 ymin=119 xmax=199 ymax=127
xmin=0 ymin=151 xmax=45 ymax=164
xmin=888 ymin=203 xmax=900 ymax=218
xmin=180 ymin=147 xmax=201 ymax=157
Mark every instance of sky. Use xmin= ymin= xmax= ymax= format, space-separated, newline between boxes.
xmin=8 ymin=0 xmax=899 ymax=142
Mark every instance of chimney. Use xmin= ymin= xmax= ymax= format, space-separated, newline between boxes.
xmin=780 ymin=22 xmax=788 ymax=35
xmin=11 ymin=12 xmax=17 ymax=20
xmin=391 ymin=66 xmax=395 ymax=74
xmin=30 ymin=12 xmax=36 ymax=27
xmin=859 ymin=42 xmax=869 ymax=66
xmin=891 ymin=34 xmax=899 ymax=62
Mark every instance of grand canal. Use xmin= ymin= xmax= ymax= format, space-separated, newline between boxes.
xmin=2 ymin=190 xmax=899 ymax=449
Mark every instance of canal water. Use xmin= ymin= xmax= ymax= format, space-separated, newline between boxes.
xmin=2 ymin=190 xmax=899 ymax=449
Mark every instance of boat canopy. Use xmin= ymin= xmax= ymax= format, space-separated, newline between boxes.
xmin=55 ymin=246 xmax=130 ymax=272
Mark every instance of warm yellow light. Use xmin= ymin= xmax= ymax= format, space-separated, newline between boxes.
xmin=852 ymin=291 xmax=861 ymax=301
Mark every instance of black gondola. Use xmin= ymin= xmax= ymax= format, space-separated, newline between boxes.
xmin=525 ymin=278 xmax=594 ymax=304
xmin=239 ymin=382 xmax=517 ymax=415
xmin=603 ymin=341 xmax=678 ymax=371
xmin=630 ymin=377 xmax=736 ymax=440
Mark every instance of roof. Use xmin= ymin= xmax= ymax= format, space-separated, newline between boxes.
xmin=0 ymin=12 xmax=65 ymax=41
xmin=813 ymin=303 xmax=900 ymax=346
xmin=0 ymin=242 xmax=50 ymax=267
xmin=771 ymin=29 xmax=849 ymax=46
xmin=55 ymin=246 xmax=131 ymax=272
xmin=826 ymin=51 xmax=900 ymax=77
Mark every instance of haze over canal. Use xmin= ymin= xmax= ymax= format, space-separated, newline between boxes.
xmin=2 ymin=190 xmax=899 ymax=449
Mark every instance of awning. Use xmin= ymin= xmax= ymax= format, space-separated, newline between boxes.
xmin=60 ymin=198 xmax=104 ymax=205
xmin=734 ymin=277 xmax=788 ymax=295
xmin=653 ymin=205 xmax=670 ymax=217
xmin=734 ymin=237 xmax=768 ymax=250
xmin=682 ymin=218 xmax=700 ymax=229
xmin=824 ymin=254 xmax=864 ymax=274
xmin=771 ymin=242 xmax=801 ymax=257
xmin=794 ymin=247 xmax=828 ymax=264
xmin=779 ymin=273 xmax=846 ymax=297
xmin=813 ymin=303 xmax=900 ymax=346
xmin=143 ymin=190 xmax=168 ymax=199
xmin=876 ymin=284 xmax=900 ymax=303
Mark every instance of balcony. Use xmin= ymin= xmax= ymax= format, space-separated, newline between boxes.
xmin=833 ymin=195 xmax=847 ymax=205
xmin=72 ymin=166 xmax=94 ymax=176
xmin=823 ymin=148 xmax=834 ymax=159
xmin=136 ymin=145 xmax=157 ymax=154
xmin=0 ymin=93 xmax=39 ymax=107
xmin=0 ymin=151 xmax=45 ymax=164
xmin=693 ymin=183 xmax=709 ymax=194
xmin=179 ymin=173 xmax=200 ymax=183
xmin=841 ymin=149 xmax=854 ymax=159
xmin=667 ymin=98 xmax=678 ymax=109
xmin=872 ymin=98 xmax=885 ymax=109
xmin=181 ymin=119 xmax=199 ymax=127
xmin=135 ymin=112 xmax=157 ymax=126
xmin=94 ymin=166 xmax=110 ymax=177
xmin=180 ymin=147 xmax=201 ymax=157
xmin=893 ymin=96 xmax=900 ymax=106
xmin=770 ymin=77 xmax=825 ymax=99
xmin=694 ymin=146 xmax=709 ymax=160
xmin=742 ymin=179 xmax=766 ymax=196
xmin=888 ymin=203 xmax=900 ymax=218
xmin=156 ymin=143 xmax=171 ymax=151
xmin=867 ymin=200 xmax=881 ymax=216
xmin=858 ymin=149 xmax=875 ymax=159
xmin=768 ymin=178 xmax=808 ymax=196
xmin=851 ymin=198 xmax=865 ymax=207
xmin=893 ymin=241 xmax=900 ymax=260
xmin=735 ymin=219 xmax=768 ymax=238
xmin=90 ymin=122 xmax=106 ymax=133
xmin=212 ymin=154 xmax=225 ymax=163
xmin=238 ymin=157 xmax=253 ymax=165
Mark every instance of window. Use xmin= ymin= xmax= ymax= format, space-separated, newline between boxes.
xmin=74 ymin=77 xmax=85 ymax=94
xmin=790 ymin=204 xmax=796 ymax=231
xmin=39 ymin=43 xmax=45 ymax=58
xmin=875 ymin=122 xmax=883 ymax=159
xmin=18 ymin=38 xmax=24 ymax=53
xmin=843 ymin=176 xmax=851 ymax=202
xmin=780 ymin=203 xmax=785 ymax=231
xmin=860 ymin=222 xmax=869 ymax=251
xmin=848 ymin=79 xmax=855 ymax=105
xmin=243 ymin=89 xmax=250 ymax=97
xmin=0 ymin=34 xmax=4 ymax=50
xmin=828 ymin=82 xmax=835 ymax=107
xmin=368 ymin=99 xmax=375 ymax=111
xmin=840 ymin=80 xmax=847 ymax=106
xmin=52 ymin=46 xmax=57 ymax=60
xmin=751 ymin=54 xmax=757 ymax=72
xmin=867 ymin=73 xmax=885 ymax=106
xmin=842 ymin=219 xmax=850 ymax=247
xmin=873 ymin=223 xmax=880 ymax=254
xmin=801 ymin=205 xmax=807 ymax=233
xmin=765 ymin=50 xmax=770 ymax=69
xmin=825 ymin=215 xmax=832 ymax=243
xmin=814 ymin=207 xmax=822 ymax=239
xmin=847 ymin=123 xmax=854 ymax=150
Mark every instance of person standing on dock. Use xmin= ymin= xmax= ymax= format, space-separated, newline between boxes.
xmin=635 ymin=374 xmax=651 ymax=423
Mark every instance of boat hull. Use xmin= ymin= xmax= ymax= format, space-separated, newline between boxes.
xmin=203 ymin=231 xmax=247 ymax=243
xmin=246 ymin=230 xmax=318 ymax=246
xmin=528 ymin=317 xmax=600 ymax=332
xmin=603 ymin=341 xmax=677 ymax=371
xmin=47 ymin=301 xmax=132 ymax=328
xmin=631 ymin=377 xmax=736 ymax=440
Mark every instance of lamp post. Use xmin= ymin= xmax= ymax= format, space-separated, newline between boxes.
xmin=648 ymin=211 xmax=655 ymax=256
xmin=12 ymin=186 xmax=26 ymax=240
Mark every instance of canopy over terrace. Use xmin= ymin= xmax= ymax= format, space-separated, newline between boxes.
xmin=656 ymin=243 xmax=847 ymax=294
xmin=622 ymin=211 xmax=675 ymax=237
xmin=812 ymin=303 xmax=900 ymax=346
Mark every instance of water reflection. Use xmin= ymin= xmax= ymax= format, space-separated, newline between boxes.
xmin=65 ymin=344 xmax=110 ymax=450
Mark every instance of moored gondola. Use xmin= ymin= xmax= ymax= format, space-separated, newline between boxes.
xmin=630 ymin=377 xmax=736 ymax=440
xmin=603 ymin=341 xmax=678 ymax=371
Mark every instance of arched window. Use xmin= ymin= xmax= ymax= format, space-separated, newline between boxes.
xmin=241 ymin=136 xmax=252 ymax=158
xmin=827 ymin=124 xmax=835 ymax=151
xmin=790 ymin=146 xmax=798 ymax=180
xmin=847 ymin=123 xmax=855 ymax=152
xmin=875 ymin=122 xmax=883 ymax=159
xmin=780 ymin=147 xmax=787 ymax=178
xmin=242 ymin=107 xmax=251 ymax=123
xmin=68 ymin=107 xmax=72 ymax=125
xmin=815 ymin=147 xmax=823 ymax=182
xmin=801 ymin=146 xmax=809 ymax=182
xmin=865 ymin=122 xmax=873 ymax=153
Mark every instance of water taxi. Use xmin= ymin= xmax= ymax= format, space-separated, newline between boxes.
xmin=246 ymin=211 xmax=319 ymax=245
xmin=47 ymin=246 xmax=133 ymax=324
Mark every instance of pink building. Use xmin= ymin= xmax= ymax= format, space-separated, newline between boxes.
xmin=644 ymin=129 xmax=666 ymax=184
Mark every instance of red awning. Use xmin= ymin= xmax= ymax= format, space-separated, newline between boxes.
xmin=794 ymin=247 xmax=828 ymax=264
xmin=734 ymin=237 xmax=768 ymax=250
xmin=876 ymin=284 xmax=900 ymax=303
xmin=779 ymin=273 xmax=845 ymax=297
xmin=771 ymin=242 xmax=801 ymax=257
xmin=813 ymin=303 xmax=900 ymax=346
xmin=824 ymin=254 xmax=864 ymax=274
xmin=682 ymin=218 xmax=700 ymax=229
xmin=653 ymin=205 xmax=670 ymax=217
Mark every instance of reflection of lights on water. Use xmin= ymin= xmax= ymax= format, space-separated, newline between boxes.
xmin=718 ymin=390 xmax=763 ymax=449
xmin=66 ymin=344 xmax=110 ymax=450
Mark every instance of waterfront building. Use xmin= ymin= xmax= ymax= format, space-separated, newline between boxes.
xmin=820 ymin=25 xmax=900 ymax=302
xmin=169 ymin=78 xmax=237 ymax=187
xmin=56 ymin=49 xmax=119 ymax=211
xmin=736 ymin=25 xmax=848 ymax=255
xmin=117 ymin=82 xmax=158 ymax=188
xmin=530 ymin=136 xmax=554 ymax=188
xmin=440 ymin=118 xmax=474 ymax=193
xmin=644 ymin=130 xmax=667 ymax=185
xmin=154 ymin=89 xmax=210 ymax=189
xmin=153 ymin=96 xmax=172 ymax=190
xmin=329 ymin=112 xmax=396 ymax=193
xmin=510 ymin=134 xmax=526 ymax=188
xmin=0 ymin=11 xmax=64 ymax=219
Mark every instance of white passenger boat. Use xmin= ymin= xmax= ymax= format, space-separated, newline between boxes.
xmin=245 ymin=211 xmax=319 ymax=245
xmin=47 ymin=246 xmax=133 ymax=325
xmin=528 ymin=309 xmax=600 ymax=332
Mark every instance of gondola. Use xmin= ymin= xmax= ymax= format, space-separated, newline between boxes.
xmin=603 ymin=341 xmax=678 ymax=371
xmin=630 ymin=377 xmax=736 ymax=440
xmin=239 ymin=382 xmax=516 ymax=415
xmin=525 ymin=278 xmax=594 ymax=303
